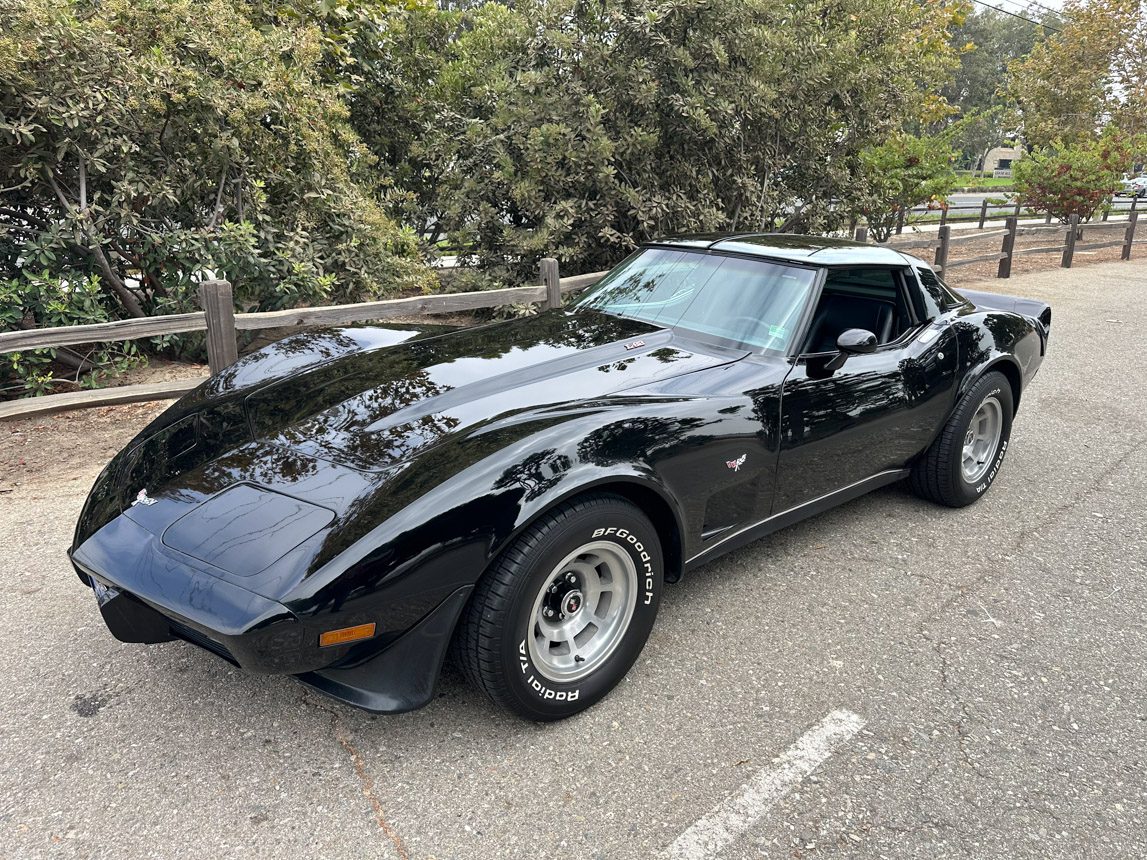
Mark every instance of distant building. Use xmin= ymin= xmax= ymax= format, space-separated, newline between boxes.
xmin=983 ymin=145 xmax=1025 ymax=177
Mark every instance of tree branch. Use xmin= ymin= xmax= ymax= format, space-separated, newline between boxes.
xmin=0 ymin=207 xmax=51 ymax=230
xmin=43 ymin=168 xmax=147 ymax=318
xmin=79 ymin=156 xmax=88 ymax=212
xmin=207 ymin=168 xmax=228 ymax=229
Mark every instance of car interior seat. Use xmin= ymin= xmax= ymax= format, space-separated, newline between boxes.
xmin=803 ymin=294 xmax=895 ymax=353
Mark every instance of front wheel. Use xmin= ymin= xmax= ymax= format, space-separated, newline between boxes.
xmin=911 ymin=371 xmax=1014 ymax=507
xmin=453 ymin=494 xmax=663 ymax=720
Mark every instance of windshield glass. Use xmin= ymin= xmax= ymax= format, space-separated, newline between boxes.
xmin=574 ymin=247 xmax=817 ymax=352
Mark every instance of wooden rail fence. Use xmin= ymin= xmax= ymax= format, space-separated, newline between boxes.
xmin=893 ymin=195 xmax=1141 ymax=233
xmin=4 ymin=206 xmax=1145 ymax=421
xmin=862 ymin=207 xmax=1145 ymax=279
xmin=0 ymin=260 xmax=605 ymax=420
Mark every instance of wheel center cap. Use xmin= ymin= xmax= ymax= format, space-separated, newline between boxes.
xmin=965 ymin=429 xmax=975 ymax=446
xmin=563 ymin=590 xmax=584 ymax=616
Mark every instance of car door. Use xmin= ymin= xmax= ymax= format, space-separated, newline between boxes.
xmin=772 ymin=266 xmax=959 ymax=513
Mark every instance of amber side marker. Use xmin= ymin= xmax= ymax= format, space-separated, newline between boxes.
xmin=319 ymin=622 xmax=377 ymax=647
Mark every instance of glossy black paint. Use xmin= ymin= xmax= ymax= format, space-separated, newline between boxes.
xmin=71 ymin=234 xmax=1050 ymax=713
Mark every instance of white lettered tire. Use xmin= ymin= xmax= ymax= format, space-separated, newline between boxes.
xmin=453 ymin=494 xmax=663 ymax=720
xmin=911 ymin=370 xmax=1015 ymax=507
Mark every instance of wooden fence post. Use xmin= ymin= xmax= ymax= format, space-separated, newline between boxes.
xmin=934 ymin=224 xmax=951 ymax=272
xmin=1061 ymin=214 xmax=1079 ymax=268
xmin=978 ymin=199 xmax=989 ymax=229
xmin=1123 ymin=211 xmax=1138 ymax=260
xmin=198 ymin=279 xmax=238 ymax=374
xmin=540 ymin=257 xmax=561 ymax=310
xmin=998 ymin=215 xmax=1018 ymax=279
xmin=854 ymin=226 xmax=869 ymax=243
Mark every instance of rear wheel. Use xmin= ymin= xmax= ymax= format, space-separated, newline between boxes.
xmin=454 ymin=494 xmax=662 ymax=721
xmin=911 ymin=371 xmax=1014 ymax=507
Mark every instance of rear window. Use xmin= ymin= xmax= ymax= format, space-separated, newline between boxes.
xmin=916 ymin=267 xmax=965 ymax=317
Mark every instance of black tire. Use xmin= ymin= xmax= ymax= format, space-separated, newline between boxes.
xmin=453 ymin=494 xmax=663 ymax=721
xmin=911 ymin=370 xmax=1014 ymax=508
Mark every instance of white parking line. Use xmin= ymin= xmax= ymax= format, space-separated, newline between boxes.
xmin=665 ymin=709 xmax=867 ymax=860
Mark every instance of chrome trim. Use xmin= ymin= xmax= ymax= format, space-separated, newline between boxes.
xmin=686 ymin=468 xmax=910 ymax=564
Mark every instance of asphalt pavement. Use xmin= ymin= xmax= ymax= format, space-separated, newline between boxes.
xmin=913 ymin=191 xmax=1143 ymax=218
xmin=2 ymin=258 xmax=1145 ymax=859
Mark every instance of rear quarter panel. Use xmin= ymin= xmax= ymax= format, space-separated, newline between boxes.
xmin=951 ymin=308 xmax=1045 ymax=405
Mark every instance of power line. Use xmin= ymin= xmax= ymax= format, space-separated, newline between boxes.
xmin=997 ymin=0 xmax=1065 ymax=25
xmin=970 ymin=0 xmax=1063 ymax=34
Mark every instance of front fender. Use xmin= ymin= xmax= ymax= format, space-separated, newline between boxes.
xmin=286 ymin=395 xmax=748 ymax=630
xmin=493 ymin=465 xmax=689 ymax=582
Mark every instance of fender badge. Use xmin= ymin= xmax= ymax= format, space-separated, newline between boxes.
xmin=131 ymin=489 xmax=157 ymax=507
xmin=624 ymin=340 xmax=646 ymax=351
xmin=726 ymin=454 xmax=747 ymax=472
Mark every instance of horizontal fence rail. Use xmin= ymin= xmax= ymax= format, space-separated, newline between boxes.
xmin=1 ymin=261 xmax=606 ymax=421
xmin=865 ymin=206 xmax=1140 ymax=277
xmin=0 ymin=312 xmax=208 ymax=353
xmin=4 ymin=203 xmax=1144 ymax=421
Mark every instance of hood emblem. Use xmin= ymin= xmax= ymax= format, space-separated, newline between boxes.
xmin=131 ymin=489 xmax=158 ymax=508
xmin=726 ymin=454 xmax=747 ymax=472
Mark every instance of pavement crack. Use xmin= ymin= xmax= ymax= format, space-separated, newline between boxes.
xmin=910 ymin=432 xmax=1147 ymax=781
xmin=924 ymin=431 xmax=1147 ymax=626
xmin=916 ymin=628 xmax=993 ymax=780
xmin=307 ymin=695 xmax=409 ymax=860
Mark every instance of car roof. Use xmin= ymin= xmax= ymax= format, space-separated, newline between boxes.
xmin=647 ymin=232 xmax=916 ymax=267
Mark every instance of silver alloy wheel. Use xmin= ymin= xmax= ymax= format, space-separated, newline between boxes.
xmin=527 ymin=540 xmax=638 ymax=683
xmin=961 ymin=395 xmax=1003 ymax=483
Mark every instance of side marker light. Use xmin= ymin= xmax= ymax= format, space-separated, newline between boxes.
xmin=319 ymin=623 xmax=377 ymax=647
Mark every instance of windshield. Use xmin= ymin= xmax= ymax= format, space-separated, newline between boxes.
xmin=574 ymin=247 xmax=817 ymax=352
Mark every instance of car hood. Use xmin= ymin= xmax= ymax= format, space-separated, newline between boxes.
xmin=249 ymin=310 xmax=747 ymax=471
xmin=73 ymin=310 xmax=748 ymax=591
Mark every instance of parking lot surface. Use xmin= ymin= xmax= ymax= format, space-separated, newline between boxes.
xmin=2 ymin=259 xmax=1145 ymax=859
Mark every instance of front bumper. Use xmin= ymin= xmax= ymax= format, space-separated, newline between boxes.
xmin=71 ymin=514 xmax=354 ymax=674
xmin=71 ymin=514 xmax=475 ymax=713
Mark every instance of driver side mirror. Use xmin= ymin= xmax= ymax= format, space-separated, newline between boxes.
xmin=824 ymin=328 xmax=877 ymax=371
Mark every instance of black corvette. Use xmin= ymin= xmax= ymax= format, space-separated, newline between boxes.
xmin=71 ymin=234 xmax=1051 ymax=720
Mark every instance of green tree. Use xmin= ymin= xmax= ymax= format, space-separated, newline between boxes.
xmin=0 ymin=0 xmax=430 ymax=326
xmin=936 ymin=4 xmax=1048 ymax=172
xmin=405 ymin=0 xmax=962 ymax=281
xmin=943 ymin=5 xmax=1048 ymax=114
xmin=854 ymin=133 xmax=958 ymax=241
xmin=1012 ymin=132 xmax=1132 ymax=222
xmin=244 ymin=0 xmax=460 ymax=243
xmin=1009 ymin=0 xmax=1147 ymax=148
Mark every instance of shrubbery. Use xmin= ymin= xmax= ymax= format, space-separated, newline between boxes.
xmin=0 ymin=272 xmax=143 ymax=397
xmin=0 ymin=0 xmax=430 ymax=322
xmin=1013 ymin=133 xmax=1133 ymax=223
xmin=854 ymin=133 xmax=958 ymax=241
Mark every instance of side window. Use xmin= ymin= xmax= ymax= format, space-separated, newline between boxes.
xmin=800 ymin=268 xmax=914 ymax=354
xmin=915 ymin=267 xmax=964 ymax=318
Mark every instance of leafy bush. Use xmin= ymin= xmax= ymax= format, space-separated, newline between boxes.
xmin=1013 ymin=133 xmax=1130 ymax=223
xmin=0 ymin=0 xmax=431 ymax=325
xmin=0 ymin=272 xmax=144 ymax=398
xmin=363 ymin=0 xmax=962 ymax=282
xmin=854 ymin=133 xmax=958 ymax=241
